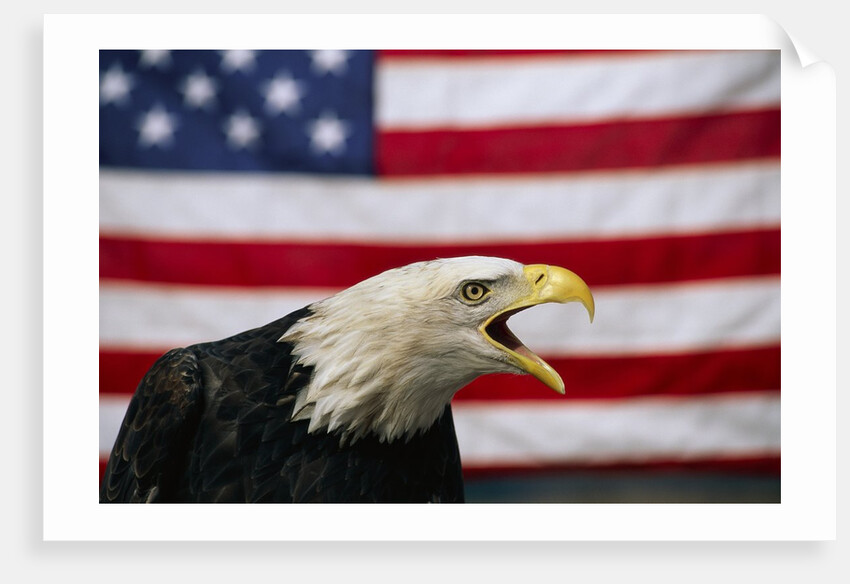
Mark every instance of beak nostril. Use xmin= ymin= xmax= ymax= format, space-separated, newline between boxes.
xmin=534 ymin=273 xmax=545 ymax=285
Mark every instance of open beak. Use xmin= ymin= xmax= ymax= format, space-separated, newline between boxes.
xmin=479 ymin=264 xmax=594 ymax=394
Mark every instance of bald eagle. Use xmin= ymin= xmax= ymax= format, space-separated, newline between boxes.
xmin=100 ymin=256 xmax=594 ymax=503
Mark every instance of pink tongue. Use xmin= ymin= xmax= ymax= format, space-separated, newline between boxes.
xmin=490 ymin=317 xmax=545 ymax=366
xmin=514 ymin=343 xmax=536 ymax=360
xmin=513 ymin=342 xmax=548 ymax=368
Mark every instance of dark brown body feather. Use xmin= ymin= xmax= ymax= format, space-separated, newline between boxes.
xmin=99 ymin=307 xmax=465 ymax=503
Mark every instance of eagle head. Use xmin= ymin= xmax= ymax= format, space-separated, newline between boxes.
xmin=279 ymin=256 xmax=594 ymax=443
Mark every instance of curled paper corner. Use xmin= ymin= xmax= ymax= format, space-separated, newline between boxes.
xmin=760 ymin=15 xmax=828 ymax=69
xmin=786 ymin=33 xmax=822 ymax=68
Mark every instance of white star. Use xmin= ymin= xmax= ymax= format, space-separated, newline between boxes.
xmin=262 ymin=72 xmax=305 ymax=115
xmin=136 ymin=105 xmax=178 ymax=148
xmin=100 ymin=63 xmax=134 ymax=106
xmin=180 ymin=70 xmax=218 ymax=110
xmin=310 ymin=50 xmax=349 ymax=75
xmin=307 ymin=111 xmax=350 ymax=155
xmin=223 ymin=110 xmax=261 ymax=149
xmin=139 ymin=50 xmax=171 ymax=70
xmin=220 ymin=50 xmax=257 ymax=74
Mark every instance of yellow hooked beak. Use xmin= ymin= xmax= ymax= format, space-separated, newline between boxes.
xmin=479 ymin=264 xmax=594 ymax=394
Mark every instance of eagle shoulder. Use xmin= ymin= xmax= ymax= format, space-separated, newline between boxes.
xmin=99 ymin=347 xmax=203 ymax=503
xmin=101 ymin=305 xmax=465 ymax=503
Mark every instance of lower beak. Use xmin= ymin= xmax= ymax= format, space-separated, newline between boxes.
xmin=480 ymin=264 xmax=594 ymax=394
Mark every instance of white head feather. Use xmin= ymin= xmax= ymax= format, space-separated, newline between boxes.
xmin=279 ymin=256 xmax=531 ymax=443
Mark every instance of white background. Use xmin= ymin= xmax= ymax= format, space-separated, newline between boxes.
xmin=4 ymin=1 xmax=845 ymax=582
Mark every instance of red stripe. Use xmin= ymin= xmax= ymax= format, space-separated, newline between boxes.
xmin=455 ymin=347 xmax=780 ymax=402
xmin=99 ymin=455 xmax=780 ymax=488
xmin=99 ymin=228 xmax=780 ymax=289
xmin=378 ymin=49 xmax=660 ymax=60
xmin=100 ymin=349 xmax=163 ymax=395
xmin=99 ymin=346 xmax=780 ymax=399
xmin=461 ymin=455 xmax=781 ymax=479
xmin=376 ymin=109 xmax=780 ymax=176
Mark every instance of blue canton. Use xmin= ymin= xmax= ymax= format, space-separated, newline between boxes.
xmin=99 ymin=50 xmax=375 ymax=175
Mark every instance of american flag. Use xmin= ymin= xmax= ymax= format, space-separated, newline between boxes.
xmin=99 ymin=49 xmax=780 ymax=502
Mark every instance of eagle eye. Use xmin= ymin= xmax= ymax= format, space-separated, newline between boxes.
xmin=460 ymin=282 xmax=490 ymax=303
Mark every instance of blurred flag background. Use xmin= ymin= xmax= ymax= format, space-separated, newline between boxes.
xmin=99 ymin=49 xmax=780 ymax=502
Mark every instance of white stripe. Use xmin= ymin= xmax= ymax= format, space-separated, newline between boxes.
xmin=100 ymin=395 xmax=128 ymax=454
xmin=100 ymin=162 xmax=780 ymax=242
xmin=99 ymin=392 xmax=780 ymax=463
xmin=507 ymin=278 xmax=780 ymax=356
xmin=377 ymin=51 xmax=780 ymax=129
xmin=100 ymin=284 xmax=329 ymax=349
xmin=99 ymin=277 xmax=780 ymax=355
xmin=452 ymin=392 xmax=780 ymax=467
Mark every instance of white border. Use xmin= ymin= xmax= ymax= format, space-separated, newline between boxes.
xmin=43 ymin=13 xmax=836 ymax=540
